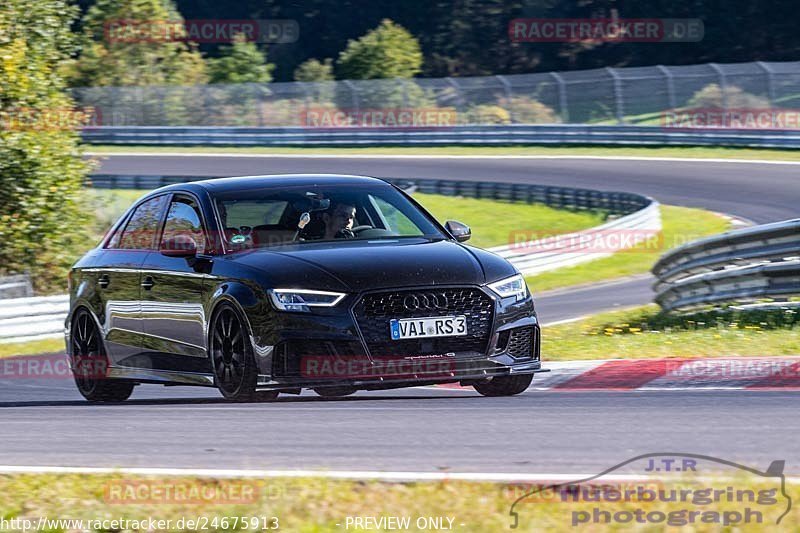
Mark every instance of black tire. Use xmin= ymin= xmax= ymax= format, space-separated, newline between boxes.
xmin=313 ymin=386 xmax=357 ymax=398
xmin=473 ymin=374 xmax=533 ymax=397
xmin=210 ymin=303 xmax=260 ymax=402
xmin=71 ymin=309 xmax=134 ymax=402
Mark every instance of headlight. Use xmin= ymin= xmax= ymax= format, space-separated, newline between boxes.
xmin=487 ymin=274 xmax=528 ymax=301
xmin=268 ymin=289 xmax=346 ymax=312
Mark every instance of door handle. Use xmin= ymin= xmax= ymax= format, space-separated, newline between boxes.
xmin=141 ymin=276 xmax=155 ymax=290
xmin=98 ymin=274 xmax=110 ymax=288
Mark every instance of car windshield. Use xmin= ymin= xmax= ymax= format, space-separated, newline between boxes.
xmin=213 ymin=183 xmax=445 ymax=250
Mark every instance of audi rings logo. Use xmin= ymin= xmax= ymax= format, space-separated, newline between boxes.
xmin=403 ymin=292 xmax=449 ymax=311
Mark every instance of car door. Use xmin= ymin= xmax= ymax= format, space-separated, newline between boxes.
xmin=97 ymin=194 xmax=169 ymax=368
xmin=140 ymin=193 xmax=211 ymax=373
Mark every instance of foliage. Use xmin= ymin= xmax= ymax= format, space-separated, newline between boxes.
xmin=500 ymin=96 xmax=560 ymax=124
xmin=293 ymin=59 xmax=335 ymax=103
xmin=0 ymin=0 xmax=94 ymax=293
xmin=293 ymin=58 xmax=334 ymax=82
xmin=464 ymin=104 xmax=511 ymax=124
xmin=688 ymin=84 xmax=770 ymax=109
xmin=68 ymin=0 xmax=208 ymax=87
xmin=208 ymin=34 xmax=274 ymax=84
xmin=336 ymin=19 xmax=423 ymax=80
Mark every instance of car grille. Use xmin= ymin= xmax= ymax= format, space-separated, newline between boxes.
xmin=506 ymin=326 xmax=538 ymax=359
xmin=353 ymin=288 xmax=495 ymax=358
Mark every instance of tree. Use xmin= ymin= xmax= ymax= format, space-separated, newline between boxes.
xmin=208 ymin=34 xmax=274 ymax=84
xmin=293 ymin=58 xmax=334 ymax=82
xmin=0 ymin=0 xmax=94 ymax=292
xmin=336 ymin=19 xmax=423 ymax=80
xmin=69 ymin=0 xmax=208 ymax=87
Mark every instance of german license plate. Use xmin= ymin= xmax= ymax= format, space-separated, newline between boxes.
xmin=390 ymin=315 xmax=467 ymax=340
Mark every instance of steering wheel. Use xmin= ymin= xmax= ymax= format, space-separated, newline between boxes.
xmin=351 ymin=225 xmax=374 ymax=234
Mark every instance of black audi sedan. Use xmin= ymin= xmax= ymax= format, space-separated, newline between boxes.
xmin=66 ymin=175 xmax=544 ymax=402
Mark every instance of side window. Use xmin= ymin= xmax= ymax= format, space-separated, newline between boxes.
xmin=161 ymin=197 xmax=206 ymax=254
xmin=114 ymin=195 xmax=168 ymax=250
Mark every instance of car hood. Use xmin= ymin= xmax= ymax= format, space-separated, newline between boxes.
xmin=231 ymin=238 xmax=517 ymax=292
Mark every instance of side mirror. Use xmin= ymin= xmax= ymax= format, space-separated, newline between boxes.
xmin=161 ymin=235 xmax=198 ymax=258
xmin=445 ymin=220 xmax=471 ymax=243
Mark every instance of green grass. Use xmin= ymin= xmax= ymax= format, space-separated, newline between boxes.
xmin=526 ymin=205 xmax=731 ymax=293
xmin=412 ymin=192 xmax=605 ymax=249
xmin=545 ymin=305 xmax=800 ymax=360
xmin=0 ymin=338 xmax=64 ymax=358
xmin=86 ymin=144 xmax=800 ymax=161
xmin=0 ymin=473 xmax=794 ymax=532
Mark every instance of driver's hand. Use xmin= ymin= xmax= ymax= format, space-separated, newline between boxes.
xmin=335 ymin=228 xmax=355 ymax=239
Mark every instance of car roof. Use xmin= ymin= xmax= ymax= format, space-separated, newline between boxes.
xmin=150 ymin=174 xmax=391 ymax=196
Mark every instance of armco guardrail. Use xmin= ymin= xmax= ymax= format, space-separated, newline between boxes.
xmin=81 ymin=124 xmax=800 ymax=149
xmin=4 ymin=177 xmax=658 ymax=343
xmin=0 ymin=274 xmax=33 ymax=299
xmin=90 ymin=174 xmax=653 ymax=215
xmin=652 ymin=219 xmax=800 ymax=311
xmin=0 ymin=295 xmax=69 ymax=344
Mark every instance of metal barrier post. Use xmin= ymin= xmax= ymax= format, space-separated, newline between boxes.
xmin=657 ymin=65 xmax=677 ymax=110
xmin=606 ymin=67 xmax=625 ymax=124
xmin=549 ymin=72 xmax=569 ymax=123
xmin=708 ymin=63 xmax=729 ymax=109
xmin=756 ymin=61 xmax=777 ymax=106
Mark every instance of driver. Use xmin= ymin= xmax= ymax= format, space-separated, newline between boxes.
xmin=322 ymin=201 xmax=356 ymax=240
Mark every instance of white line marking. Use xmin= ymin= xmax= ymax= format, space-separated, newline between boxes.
xmin=86 ymin=152 xmax=800 ymax=165
xmin=0 ymin=465 xmax=638 ymax=481
xmin=1 ymin=465 xmax=794 ymax=482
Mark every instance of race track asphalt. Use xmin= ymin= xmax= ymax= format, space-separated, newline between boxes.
xmin=92 ymin=153 xmax=800 ymax=223
xmin=1 ymin=383 xmax=798 ymax=474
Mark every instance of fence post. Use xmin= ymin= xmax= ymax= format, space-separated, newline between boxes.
xmin=656 ymin=65 xmax=677 ymax=110
xmin=756 ymin=61 xmax=777 ymax=106
xmin=446 ymin=78 xmax=464 ymax=122
xmin=343 ymin=80 xmax=360 ymax=114
xmin=256 ymin=84 xmax=265 ymax=127
xmin=708 ymin=63 xmax=729 ymax=109
xmin=605 ymin=67 xmax=625 ymax=124
xmin=549 ymin=72 xmax=569 ymax=123
xmin=496 ymin=75 xmax=513 ymax=120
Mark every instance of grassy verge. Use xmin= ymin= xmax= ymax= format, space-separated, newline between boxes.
xmin=525 ymin=205 xmax=730 ymax=293
xmin=412 ymin=192 xmax=605 ymax=249
xmin=86 ymin=144 xmax=800 ymax=161
xmin=545 ymin=305 xmax=800 ymax=360
xmin=0 ymin=473 xmax=794 ymax=532
xmin=0 ymin=339 xmax=64 ymax=359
